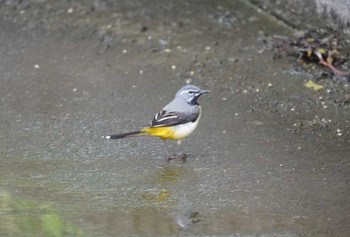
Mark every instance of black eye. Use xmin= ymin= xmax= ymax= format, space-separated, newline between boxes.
xmin=188 ymin=90 xmax=194 ymax=94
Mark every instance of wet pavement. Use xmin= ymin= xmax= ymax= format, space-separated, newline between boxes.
xmin=1 ymin=0 xmax=349 ymax=236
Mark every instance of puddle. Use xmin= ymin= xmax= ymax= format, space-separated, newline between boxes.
xmin=0 ymin=0 xmax=349 ymax=236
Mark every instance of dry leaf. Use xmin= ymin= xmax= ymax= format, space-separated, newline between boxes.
xmin=304 ymin=80 xmax=324 ymax=91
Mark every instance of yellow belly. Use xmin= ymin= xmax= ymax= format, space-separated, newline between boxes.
xmin=141 ymin=126 xmax=177 ymax=140
xmin=141 ymin=113 xmax=200 ymax=140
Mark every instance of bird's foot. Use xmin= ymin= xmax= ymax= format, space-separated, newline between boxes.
xmin=166 ymin=154 xmax=177 ymax=161
xmin=178 ymin=153 xmax=189 ymax=163
xmin=166 ymin=153 xmax=190 ymax=163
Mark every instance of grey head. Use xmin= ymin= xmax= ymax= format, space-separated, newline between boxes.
xmin=175 ymin=85 xmax=210 ymax=105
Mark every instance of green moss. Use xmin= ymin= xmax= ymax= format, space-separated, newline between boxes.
xmin=0 ymin=192 xmax=83 ymax=237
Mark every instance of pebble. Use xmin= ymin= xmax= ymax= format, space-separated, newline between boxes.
xmin=176 ymin=46 xmax=187 ymax=52
xmin=336 ymin=129 xmax=342 ymax=136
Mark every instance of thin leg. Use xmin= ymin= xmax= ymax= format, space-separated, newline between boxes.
xmin=163 ymin=140 xmax=175 ymax=161
xmin=177 ymin=140 xmax=191 ymax=163
xmin=179 ymin=153 xmax=188 ymax=163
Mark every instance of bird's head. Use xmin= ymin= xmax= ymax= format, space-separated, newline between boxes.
xmin=175 ymin=85 xmax=210 ymax=105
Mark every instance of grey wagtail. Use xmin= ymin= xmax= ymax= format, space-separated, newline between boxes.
xmin=103 ymin=85 xmax=209 ymax=149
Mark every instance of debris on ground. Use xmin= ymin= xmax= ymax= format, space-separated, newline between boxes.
xmin=304 ymin=80 xmax=324 ymax=91
xmin=264 ymin=30 xmax=350 ymax=80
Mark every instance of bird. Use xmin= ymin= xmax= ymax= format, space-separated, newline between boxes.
xmin=103 ymin=84 xmax=209 ymax=159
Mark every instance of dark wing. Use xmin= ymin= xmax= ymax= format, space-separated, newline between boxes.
xmin=150 ymin=110 xmax=199 ymax=127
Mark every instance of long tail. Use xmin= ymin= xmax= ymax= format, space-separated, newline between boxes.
xmin=103 ymin=130 xmax=145 ymax=140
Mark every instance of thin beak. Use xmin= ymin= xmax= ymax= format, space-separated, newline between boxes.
xmin=199 ymin=90 xmax=210 ymax=95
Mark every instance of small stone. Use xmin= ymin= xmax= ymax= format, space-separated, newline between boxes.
xmin=336 ymin=129 xmax=342 ymax=137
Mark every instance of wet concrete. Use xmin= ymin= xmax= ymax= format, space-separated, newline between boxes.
xmin=1 ymin=0 xmax=349 ymax=236
xmin=249 ymin=0 xmax=350 ymax=37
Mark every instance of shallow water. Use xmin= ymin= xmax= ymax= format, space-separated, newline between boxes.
xmin=1 ymin=0 xmax=349 ymax=236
